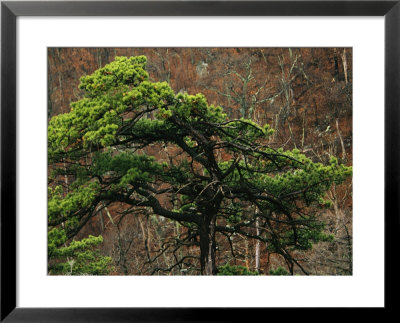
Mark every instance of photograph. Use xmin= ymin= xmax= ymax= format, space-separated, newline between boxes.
xmin=47 ymin=48 xmax=353 ymax=276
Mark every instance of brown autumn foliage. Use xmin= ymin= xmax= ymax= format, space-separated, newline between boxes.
xmin=48 ymin=48 xmax=352 ymax=275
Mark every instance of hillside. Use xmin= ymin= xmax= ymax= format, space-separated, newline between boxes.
xmin=48 ymin=48 xmax=352 ymax=275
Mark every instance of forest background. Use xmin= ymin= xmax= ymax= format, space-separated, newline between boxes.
xmin=48 ymin=47 xmax=352 ymax=275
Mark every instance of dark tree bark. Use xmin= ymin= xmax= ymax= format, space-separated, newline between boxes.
xmin=199 ymin=213 xmax=218 ymax=275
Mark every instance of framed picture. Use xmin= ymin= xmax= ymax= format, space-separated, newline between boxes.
xmin=1 ymin=1 xmax=398 ymax=321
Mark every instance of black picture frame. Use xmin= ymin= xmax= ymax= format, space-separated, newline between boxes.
xmin=1 ymin=1 xmax=398 ymax=321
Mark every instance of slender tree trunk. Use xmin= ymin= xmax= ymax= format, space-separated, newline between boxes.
xmin=333 ymin=48 xmax=339 ymax=81
xmin=199 ymin=214 xmax=217 ymax=275
xmin=336 ymin=118 xmax=346 ymax=160
xmin=341 ymin=48 xmax=348 ymax=84
xmin=255 ymin=216 xmax=260 ymax=272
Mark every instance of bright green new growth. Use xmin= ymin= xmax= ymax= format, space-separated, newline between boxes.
xmin=48 ymin=228 xmax=113 ymax=275
xmin=48 ymin=56 xmax=352 ymax=275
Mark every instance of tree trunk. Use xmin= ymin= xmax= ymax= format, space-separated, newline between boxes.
xmin=335 ymin=118 xmax=346 ymax=160
xmin=341 ymin=48 xmax=348 ymax=84
xmin=333 ymin=48 xmax=339 ymax=81
xmin=255 ymin=216 xmax=260 ymax=272
xmin=199 ymin=214 xmax=217 ymax=275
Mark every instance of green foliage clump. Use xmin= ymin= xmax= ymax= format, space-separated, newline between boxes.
xmin=269 ymin=267 xmax=289 ymax=275
xmin=48 ymin=229 xmax=113 ymax=275
xmin=217 ymin=264 xmax=259 ymax=276
xmin=48 ymin=183 xmax=99 ymax=225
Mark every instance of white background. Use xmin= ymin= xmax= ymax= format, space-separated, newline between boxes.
xmin=17 ymin=17 xmax=384 ymax=307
